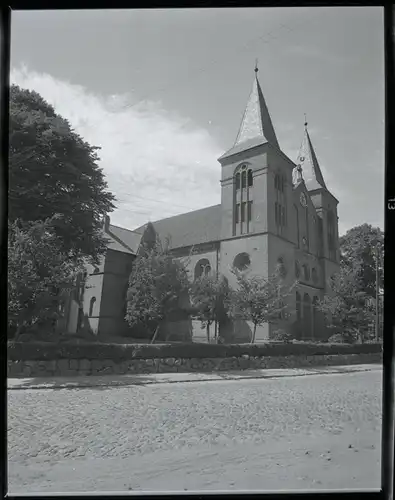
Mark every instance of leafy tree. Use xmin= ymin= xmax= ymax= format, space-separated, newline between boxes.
xmin=8 ymin=216 xmax=83 ymax=340
xmin=189 ymin=274 xmax=230 ymax=343
xmin=9 ymin=85 xmax=115 ymax=264
xmin=339 ymin=224 xmax=383 ymax=298
xmin=125 ymin=236 xmax=190 ymax=343
xmin=318 ymin=266 xmax=375 ymax=344
xmin=229 ymin=270 xmax=295 ymax=344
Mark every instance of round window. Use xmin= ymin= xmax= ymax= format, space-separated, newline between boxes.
xmin=233 ymin=253 xmax=251 ymax=271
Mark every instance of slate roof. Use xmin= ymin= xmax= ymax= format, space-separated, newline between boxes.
xmin=104 ymin=233 xmax=135 ymax=255
xmin=297 ymin=125 xmax=327 ymax=191
xmin=108 ymin=224 xmax=142 ymax=254
xmin=134 ymin=204 xmax=222 ymax=250
xmin=219 ymin=71 xmax=279 ymax=161
xmin=102 ymin=224 xmax=142 ymax=255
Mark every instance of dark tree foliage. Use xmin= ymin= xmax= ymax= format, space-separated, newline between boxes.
xmin=339 ymin=224 xmax=383 ymax=298
xmin=9 ymin=85 xmax=116 ymax=264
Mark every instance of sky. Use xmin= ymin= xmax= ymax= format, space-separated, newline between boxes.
xmin=10 ymin=7 xmax=384 ymax=236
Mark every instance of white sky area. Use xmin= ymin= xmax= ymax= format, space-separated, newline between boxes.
xmin=11 ymin=7 xmax=385 ymax=235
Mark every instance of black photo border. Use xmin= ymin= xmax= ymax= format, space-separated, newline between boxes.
xmin=0 ymin=2 xmax=393 ymax=500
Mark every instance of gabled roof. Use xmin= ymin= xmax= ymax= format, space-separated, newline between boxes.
xmin=297 ymin=124 xmax=327 ymax=191
xmin=108 ymin=224 xmax=142 ymax=254
xmin=219 ymin=69 xmax=279 ymax=161
xmin=102 ymin=223 xmax=142 ymax=255
xmin=134 ymin=204 xmax=222 ymax=250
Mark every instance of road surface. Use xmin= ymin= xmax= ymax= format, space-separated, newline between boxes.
xmin=8 ymin=369 xmax=382 ymax=493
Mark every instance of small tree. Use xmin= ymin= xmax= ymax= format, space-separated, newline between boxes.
xmin=318 ymin=266 xmax=375 ymax=344
xmin=189 ymin=274 xmax=230 ymax=343
xmin=125 ymin=236 xmax=190 ymax=343
xmin=230 ymin=269 xmax=295 ymax=344
xmin=8 ymin=216 xmax=82 ymax=340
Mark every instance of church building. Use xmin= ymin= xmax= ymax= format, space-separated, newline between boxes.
xmin=68 ymin=66 xmax=340 ymax=343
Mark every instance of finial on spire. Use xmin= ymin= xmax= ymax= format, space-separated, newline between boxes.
xmin=255 ymin=58 xmax=259 ymax=74
xmin=304 ymin=113 xmax=308 ymax=128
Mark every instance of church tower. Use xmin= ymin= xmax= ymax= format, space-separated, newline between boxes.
xmin=218 ymin=64 xmax=297 ymax=341
xmin=296 ymin=121 xmax=340 ymax=288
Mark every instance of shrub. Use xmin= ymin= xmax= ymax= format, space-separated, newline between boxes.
xmin=328 ymin=333 xmax=352 ymax=344
xmin=7 ymin=340 xmax=382 ymax=362
xmin=271 ymin=329 xmax=293 ymax=343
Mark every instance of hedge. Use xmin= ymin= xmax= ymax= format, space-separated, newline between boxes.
xmin=7 ymin=341 xmax=383 ymax=362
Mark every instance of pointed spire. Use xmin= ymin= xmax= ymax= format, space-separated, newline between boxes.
xmin=233 ymin=65 xmax=279 ymax=149
xmin=296 ymin=120 xmax=327 ymax=191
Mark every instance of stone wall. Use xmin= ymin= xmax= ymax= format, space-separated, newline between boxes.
xmin=8 ymin=352 xmax=382 ymax=378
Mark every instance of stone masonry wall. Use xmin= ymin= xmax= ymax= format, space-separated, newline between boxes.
xmin=8 ymin=352 xmax=382 ymax=378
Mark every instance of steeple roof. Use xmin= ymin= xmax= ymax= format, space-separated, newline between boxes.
xmin=219 ymin=66 xmax=279 ymax=161
xmin=296 ymin=122 xmax=327 ymax=191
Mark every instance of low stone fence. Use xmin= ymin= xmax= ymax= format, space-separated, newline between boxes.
xmin=7 ymin=340 xmax=382 ymax=378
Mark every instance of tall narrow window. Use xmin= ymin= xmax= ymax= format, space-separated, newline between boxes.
xmin=275 ymin=171 xmax=287 ymax=235
xmin=234 ymin=164 xmax=253 ymax=235
xmin=275 ymin=202 xmax=278 ymax=226
xmin=294 ymin=204 xmax=299 ymax=248
xmin=241 ymin=170 xmax=247 ymax=189
xmin=235 ymin=203 xmax=240 ymax=224
xmin=241 ymin=202 xmax=246 ymax=222
xmin=89 ymin=297 xmax=96 ymax=317
xmin=247 ymin=201 xmax=252 ymax=222
xmin=247 ymin=169 xmax=253 ymax=187
xmin=235 ymin=172 xmax=241 ymax=190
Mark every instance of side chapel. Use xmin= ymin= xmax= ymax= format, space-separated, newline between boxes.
xmin=65 ymin=66 xmax=340 ymax=342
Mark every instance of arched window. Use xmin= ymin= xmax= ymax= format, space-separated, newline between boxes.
xmin=234 ymin=164 xmax=253 ymax=235
xmin=233 ymin=252 xmax=251 ymax=271
xmin=247 ymin=169 xmax=253 ymax=187
xmin=194 ymin=259 xmax=211 ymax=280
xmin=295 ymin=260 xmax=301 ymax=279
xmin=312 ymin=268 xmax=318 ymax=284
xmin=241 ymin=169 xmax=247 ymax=189
xmin=303 ymin=264 xmax=310 ymax=281
xmin=235 ymin=172 xmax=241 ymax=190
xmin=89 ymin=297 xmax=96 ymax=317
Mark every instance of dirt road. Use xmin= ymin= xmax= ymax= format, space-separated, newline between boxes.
xmin=8 ymin=369 xmax=382 ymax=493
